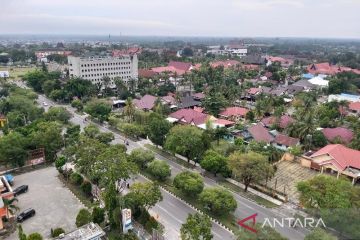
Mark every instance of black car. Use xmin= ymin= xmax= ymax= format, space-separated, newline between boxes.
xmin=17 ymin=208 xmax=35 ymax=222
xmin=14 ymin=185 xmax=28 ymax=196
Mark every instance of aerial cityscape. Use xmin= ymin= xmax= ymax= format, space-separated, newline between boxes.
xmin=0 ymin=1 xmax=360 ymax=240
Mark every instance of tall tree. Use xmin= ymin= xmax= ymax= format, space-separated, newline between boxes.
xmin=228 ymin=151 xmax=275 ymax=192
xmin=200 ymin=150 xmax=228 ymax=177
xmin=165 ymin=125 xmax=207 ymax=164
xmin=173 ymin=171 xmax=204 ymax=196
xmin=180 ymin=213 xmax=213 ymax=240
xmin=199 ymin=188 xmax=237 ymax=216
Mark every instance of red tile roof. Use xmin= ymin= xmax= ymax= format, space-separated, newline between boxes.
xmin=243 ymin=64 xmax=260 ymax=70
xmin=247 ymin=87 xmax=262 ymax=95
xmin=151 ymin=66 xmax=186 ymax=75
xmin=266 ymin=56 xmax=293 ymax=65
xmin=168 ymin=61 xmax=192 ymax=71
xmin=261 ymin=115 xmax=294 ymax=129
xmin=349 ymin=102 xmax=360 ymax=111
xmin=138 ymin=69 xmax=158 ymax=78
xmin=219 ymin=107 xmax=249 ymax=118
xmin=193 ymin=106 xmax=204 ymax=113
xmin=169 ymin=109 xmax=209 ymax=125
xmin=274 ymin=134 xmax=299 ymax=147
xmin=321 ymin=127 xmax=354 ymax=144
xmin=133 ymin=94 xmax=157 ymax=110
xmin=214 ymin=118 xmax=235 ymax=126
xmin=307 ymin=62 xmax=360 ymax=76
xmin=210 ymin=60 xmax=240 ymax=69
xmin=310 ymin=144 xmax=360 ymax=171
xmin=161 ymin=95 xmax=176 ymax=105
xmin=248 ymin=123 xmax=274 ymax=143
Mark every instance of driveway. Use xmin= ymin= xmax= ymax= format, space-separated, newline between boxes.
xmin=7 ymin=167 xmax=84 ymax=239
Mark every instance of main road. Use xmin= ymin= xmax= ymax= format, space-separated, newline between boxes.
xmin=17 ymin=81 xmax=308 ymax=240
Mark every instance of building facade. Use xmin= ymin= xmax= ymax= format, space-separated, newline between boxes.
xmin=68 ymin=55 xmax=138 ymax=88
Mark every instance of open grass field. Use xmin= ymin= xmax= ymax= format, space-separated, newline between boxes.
xmin=0 ymin=66 xmax=37 ymax=80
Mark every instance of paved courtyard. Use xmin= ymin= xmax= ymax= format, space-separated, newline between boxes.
xmin=7 ymin=167 xmax=84 ymax=239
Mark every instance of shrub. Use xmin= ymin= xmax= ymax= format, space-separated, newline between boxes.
xmin=76 ymin=209 xmax=91 ymax=227
xmin=55 ymin=156 xmax=67 ymax=169
xmin=70 ymin=172 xmax=83 ymax=185
xmin=80 ymin=180 xmax=92 ymax=196
xmin=173 ymin=171 xmax=204 ymax=196
xmin=147 ymin=160 xmax=171 ymax=181
xmin=27 ymin=233 xmax=43 ymax=240
xmin=51 ymin=228 xmax=65 ymax=237
xmin=92 ymin=207 xmax=105 ymax=224
xmin=199 ymin=188 xmax=237 ymax=216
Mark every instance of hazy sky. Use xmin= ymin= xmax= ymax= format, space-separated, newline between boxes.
xmin=1 ymin=0 xmax=360 ymax=38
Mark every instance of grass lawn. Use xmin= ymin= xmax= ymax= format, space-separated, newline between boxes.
xmin=218 ymin=180 xmax=278 ymax=208
xmin=0 ymin=66 xmax=37 ymax=80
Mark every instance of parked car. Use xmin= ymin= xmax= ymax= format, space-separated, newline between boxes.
xmin=17 ymin=208 xmax=36 ymax=222
xmin=14 ymin=185 xmax=28 ymax=196
xmin=43 ymin=102 xmax=48 ymax=106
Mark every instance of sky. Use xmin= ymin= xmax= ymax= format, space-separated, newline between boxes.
xmin=1 ymin=0 xmax=360 ymax=38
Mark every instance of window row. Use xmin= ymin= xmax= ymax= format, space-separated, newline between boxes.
xmin=81 ymin=67 xmax=130 ymax=72
xmin=80 ymin=62 xmax=131 ymax=67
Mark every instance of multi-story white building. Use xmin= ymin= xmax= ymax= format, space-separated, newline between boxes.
xmin=68 ymin=54 xmax=138 ymax=88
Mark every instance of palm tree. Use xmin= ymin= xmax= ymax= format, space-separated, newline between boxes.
xmin=124 ymin=97 xmax=135 ymax=123
xmin=3 ymin=197 xmax=19 ymax=219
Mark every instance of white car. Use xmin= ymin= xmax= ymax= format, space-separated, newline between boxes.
xmin=43 ymin=102 xmax=48 ymax=106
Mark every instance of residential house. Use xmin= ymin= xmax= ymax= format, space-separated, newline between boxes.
xmin=266 ymin=56 xmax=294 ymax=68
xmin=133 ymin=94 xmax=157 ymax=111
xmin=167 ymin=108 xmax=234 ymax=129
xmin=210 ymin=60 xmax=241 ymax=69
xmin=177 ymin=96 xmax=201 ymax=109
xmin=307 ymin=62 xmax=360 ymax=75
xmin=349 ymin=102 xmax=360 ymax=115
xmin=151 ymin=61 xmax=192 ymax=76
xmin=138 ymin=69 xmax=158 ymax=79
xmin=321 ymin=127 xmax=353 ymax=144
xmin=219 ymin=107 xmax=249 ymax=122
xmin=292 ymin=79 xmax=316 ymax=91
xmin=240 ymin=55 xmax=266 ymax=65
xmin=328 ymin=93 xmax=360 ymax=103
xmin=304 ymin=144 xmax=360 ymax=184
xmin=272 ymin=134 xmax=300 ymax=151
xmin=261 ymin=115 xmax=294 ymax=129
xmin=246 ymin=123 xmax=274 ymax=144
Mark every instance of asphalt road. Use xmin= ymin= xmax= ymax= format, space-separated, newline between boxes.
xmin=16 ymin=81 xmax=308 ymax=240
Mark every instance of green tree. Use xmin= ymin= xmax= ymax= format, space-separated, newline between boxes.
xmin=245 ymin=110 xmax=255 ymax=122
xmin=76 ymin=209 xmax=91 ymax=227
xmin=228 ymin=151 xmax=274 ymax=192
xmin=44 ymin=107 xmax=71 ymax=123
xmin=236 ymin=224 xmax=287 ymax=240
xmin=304 ymin=228 xmax=337 ymax=240
xmin=124 ymin=97 xmax=135 ymax=123
xmin=147 ymin=113 xmax=171 ymax=146
xmin=92 ymin=207 xmax=105 ymax=224
xmin=129 ymin=148 xmax=155 ymax=169
xmin=84 ymin=99 xmax=112 ymax=122
xmin=180 ymin=213 xmax=213 ymax=240
xmin=202 ymin=92 xmax=228 ymax=116
xmin=200 ymin=150 xmax=228 ymax=177
xmin=312 ymin=130 xmax=328 ymax=148
xmin=71 ymin=99 xmax=83 ymax=111
xmin=80 ymin=180 xmax=92 ymax=196
xmin=199 ymin=188 xmax=237 ymax=216
xmin=127 ymin=182 xmax=162 ymax=210
xmin=147 ymin=160 xmax=171 ymax=181
xmin=0 ymin=132 xmax=28 ymax=167
xmin=173 ymin=171 xmax=204 ymax=196
xmin=297 ymin=175 xmax=353 ymax=209
xmin=165 ymin=125 xmax=207 ymax=164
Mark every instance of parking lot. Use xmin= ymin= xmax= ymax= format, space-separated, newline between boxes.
xmin=7 ymin=167 xmax=84 ymax=239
